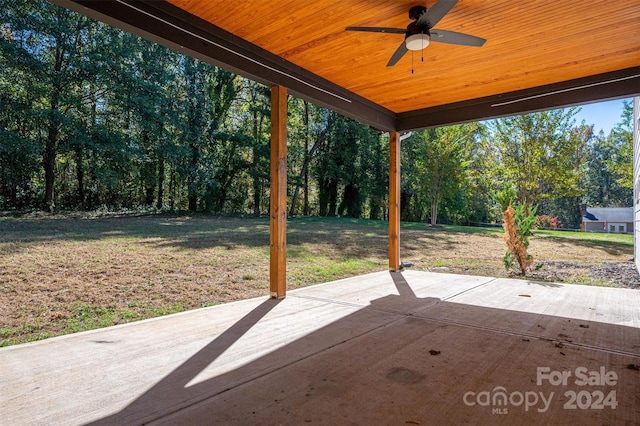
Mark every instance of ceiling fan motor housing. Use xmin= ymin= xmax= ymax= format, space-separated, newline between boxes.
xmin=405 ymin=21 xmax=430 ymax=50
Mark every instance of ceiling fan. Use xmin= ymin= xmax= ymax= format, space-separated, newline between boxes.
xmin=345 ymin=0 xmax=486 ymax=67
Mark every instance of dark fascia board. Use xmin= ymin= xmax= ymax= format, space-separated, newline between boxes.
xmin=51 ymin=0 xmax=397 ymax=132
xmin=397 ymin=66 xmax=640 ymax=131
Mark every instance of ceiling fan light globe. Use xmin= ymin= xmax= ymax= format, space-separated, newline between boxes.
xmin=405 ymin=33 xmax=430 ymax=51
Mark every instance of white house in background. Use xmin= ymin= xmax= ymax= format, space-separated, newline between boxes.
xmin=581 ymin=206 xmax=634 ymax=233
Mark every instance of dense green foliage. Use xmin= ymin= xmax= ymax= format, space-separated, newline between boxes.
xmin=0 ymin=1 xmax=634 ymax=225
xmin=401 ymin=124 xmax=482 ymax=225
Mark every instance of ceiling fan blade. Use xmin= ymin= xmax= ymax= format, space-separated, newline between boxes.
xmin=430 ymin=29 xmax=486 ymax=47
xmin=345 ymin=26 xmax=406 ymax=34
xmin=387 ymin=41 xmax=408 ymax=67
xmin=419 ymin=0 xmax=458 ymax=28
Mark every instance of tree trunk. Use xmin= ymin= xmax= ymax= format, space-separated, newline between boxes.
xmin=79 ymin=84 xmax=99 ymax=211
xmin=87 ymin=152 xmax=96 ymax=210
xmin=369 ymin=195 xmax=382 ymax=220
xmin=327 ymin=179 xmax=338 ymax=217
xmin=44 ymin=125 xmax=58 ymax=212
xmin=143 ymin=160 xmax=155 ymax=207
xmin=303 ymin=101 xmax=310 ymax=216
xmin=44 ymin=84 xmax=61 ymax=211
xmin=253 ymin=178 xmax=262 ymax=216
xmin=169 ymin=166 xmax=176 ymax=211
xmin=43 ymin=43 xmax=67 ymax=212
xmin=339 ymin=183 xmax=361 ymax=218
xmin=430 ymin=200 xmax=438 ymax=226
xmin=318 ymin=178 xmax=328 ymax=217
xmin=187 ymin=142 xmax=199 ymax=211
xmin=289 ymin=184 xmax=300 ymax=216
xmin=188 ymin=194 xmax=198 ymax=212
xmin=75 ymin=146 xmax=84 ymax=209
xmin=156 ymin=155 xmax=165 ymax=210
xmin=252 ymin=109 xmax=262 ymax=216
xmin=290 ymin=123 xmax=324 ymax=216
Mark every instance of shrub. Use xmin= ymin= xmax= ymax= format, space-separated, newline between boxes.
xmin=502 ymin=204 xmax=534 ymax=275
xmin=494 ymin=184 xmax=539 ymax=275
xmin=535 ymin=214 xmax=562 ymax=229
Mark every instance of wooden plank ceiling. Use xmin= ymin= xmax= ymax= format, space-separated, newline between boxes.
xmin=59 ymin=0 xmax=640 ymax=131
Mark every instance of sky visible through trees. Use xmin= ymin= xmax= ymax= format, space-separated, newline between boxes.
xmin=574 ymin=99 xmax=631 ymax=135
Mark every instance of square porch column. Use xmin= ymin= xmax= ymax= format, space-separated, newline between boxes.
xmin=270 ymin=85 xmax=287 ymax=298
xmin=389 ymin=131 xmax=401 ymax=271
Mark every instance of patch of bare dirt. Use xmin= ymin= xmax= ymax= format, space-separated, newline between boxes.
xmin=402 ymin=227 xmax=639 ymax=289
xmin=527 ymin=260 xmax=640 ymax=289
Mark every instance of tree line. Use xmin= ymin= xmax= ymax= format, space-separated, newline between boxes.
xmin=0 ymin=1 xmax=633 ymax=228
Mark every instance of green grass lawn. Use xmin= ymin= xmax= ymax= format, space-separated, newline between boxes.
xmin=0 ymin=214 xmax=635 ymax=346
xmin=534 ymin=228 xmax=633 ymax=246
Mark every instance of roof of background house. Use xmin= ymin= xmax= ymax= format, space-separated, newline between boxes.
xmin=582 ymin=207 xmax=633 ymax=222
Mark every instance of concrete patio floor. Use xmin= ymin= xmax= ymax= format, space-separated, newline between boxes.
xmin=2 ymin=270 xmax=639 ymax=425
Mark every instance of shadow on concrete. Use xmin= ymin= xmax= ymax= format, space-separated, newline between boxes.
xmin=88 ymin=297 xmax=282 ymax=425
xmin=88 ymin=272 xmax=639 ymax=425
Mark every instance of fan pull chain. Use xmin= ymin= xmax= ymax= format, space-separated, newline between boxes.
xmin=411 ymin=51 xmax=414 ymax=74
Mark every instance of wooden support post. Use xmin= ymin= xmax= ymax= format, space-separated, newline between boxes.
xmin=389 ymin=131 xmax=401 ymax=271
xmin=270 ymin=85 xmax=287 ymax=298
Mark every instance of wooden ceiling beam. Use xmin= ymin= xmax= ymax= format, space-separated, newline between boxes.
xmin=396 ymin=66 xmax=640 ymax=131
